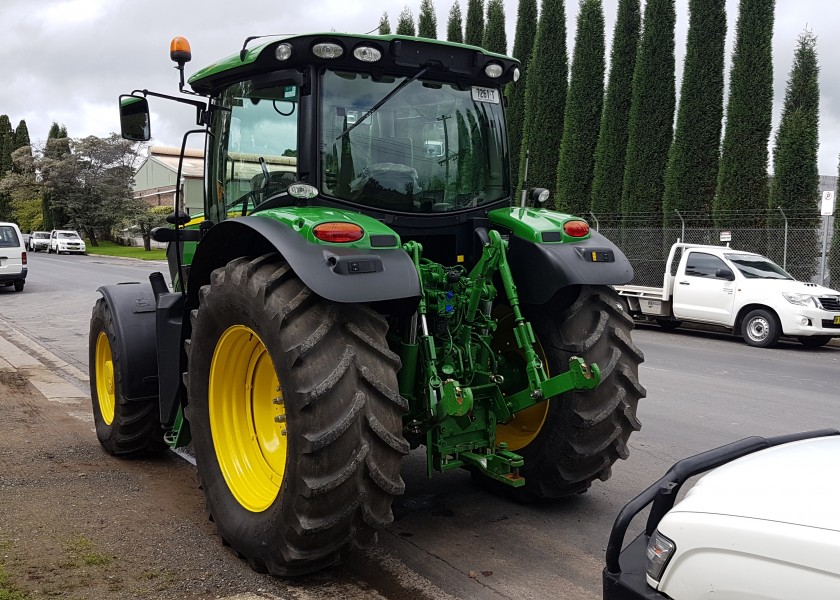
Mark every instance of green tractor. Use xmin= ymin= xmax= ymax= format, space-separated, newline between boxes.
xmin=90 ymin=32 xmax=644 ymax=576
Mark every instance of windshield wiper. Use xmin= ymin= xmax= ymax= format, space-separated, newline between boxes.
xmin=336 ymin=66 xmax=429 ymax=140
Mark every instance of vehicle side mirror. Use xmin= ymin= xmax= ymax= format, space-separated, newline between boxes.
xmin=716 ymin=267 xmax=735 ymax=281
xmin=119 ymin=95 xmax=151 ymax=141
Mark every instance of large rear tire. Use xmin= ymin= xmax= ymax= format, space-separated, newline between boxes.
xmin=495 ymin=285 xmax=645 ymax=501
xmin=89 ymin=298 xmax=165 ymax=456
xmin=186 ymin=254 xmax=408 ymax=576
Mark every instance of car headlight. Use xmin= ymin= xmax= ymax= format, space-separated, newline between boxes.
xmin=782 ymin=292 xmax=818 ymax=307
xmin=646 ymin=530 xmax=676 ymax=582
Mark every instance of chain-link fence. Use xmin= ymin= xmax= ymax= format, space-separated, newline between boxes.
xmin=592 ymin=213 xmax=838 ymax=289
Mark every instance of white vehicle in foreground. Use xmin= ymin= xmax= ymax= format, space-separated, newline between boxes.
xmin=604 ymin=430 xmax=840 ymax=600
xmin=49 ymin=229 xmax=86 ymax=254
xmin=616 ymin=243 xmax=840 ymax=348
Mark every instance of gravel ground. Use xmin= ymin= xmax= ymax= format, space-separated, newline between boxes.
xmin=0 ymin=367 xmax=451 ymax=600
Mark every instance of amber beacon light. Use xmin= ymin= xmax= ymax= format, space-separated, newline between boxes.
xmin=170 ymin=36 xmax=192 ymax=64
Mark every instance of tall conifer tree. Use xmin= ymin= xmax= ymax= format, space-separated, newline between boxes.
xmin=0 ymin=115 xmax=13 ymax=221
xmin=621 ymin=0 xmax=675 ymax=221
xmin=715 ymin=0 xmax=774 ymax=228
xmin=662 ymin=0 xmax=726 ymax=228
xmin=830 ymin=155 xmax=840 ymax=286
xmin=770 ymin=30 xmax=820 ymax=279
xmin=42 ymin=122 xmax=70 ymax=230
xmin=506 ymin=0 xmax=538 ymax=184
xmin=418 ymin=0 xmax=438 ymax=38
xmin=518 ymin=0 xmax=567 ymax=200
xmin=447 ymin=3 xmax=464 ymax=43
xmin=396 ymin=6 xmax=416 ymax=36
xmin=555 ymin=0 xmax=604 ymax=215
xmin=590 ymin=0 xmax=640 ymax=225
xmin=465 ymin=0 xmax=485 ymax=47
xmin=483 ymin=0 xmax=507 ymax=54
xmin=378 ymin=12 xmax=391 ymax=35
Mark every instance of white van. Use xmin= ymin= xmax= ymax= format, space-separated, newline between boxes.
xmin=0 ymin=222 xmax=28 ymax=292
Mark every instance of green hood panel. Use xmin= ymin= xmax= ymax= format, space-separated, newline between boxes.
xmin=488 ymin=207 xmax=591 ymax=244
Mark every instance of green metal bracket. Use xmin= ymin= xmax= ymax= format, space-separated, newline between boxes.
xmin=164 ymin=406 xmax=191 ymax=448
xmin=460 ymin=445 xmax=525 ymax=487
xmin=504 ymin=357 xmax=601 ymax=414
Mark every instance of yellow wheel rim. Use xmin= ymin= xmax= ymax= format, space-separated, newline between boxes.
xmin=94 ymin=332 xmax=116 ymax=426
xmin=209 ymin=325 xmax=287 ymax=513
xmin=493 ymin=308 xmax=550 ymax=451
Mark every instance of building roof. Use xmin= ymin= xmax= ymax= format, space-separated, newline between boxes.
xmin=146 ymin=145 xmax=205 ymax=178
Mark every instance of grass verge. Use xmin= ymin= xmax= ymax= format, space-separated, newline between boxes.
xmin=84 ymin=240 xmax=166 ymax=260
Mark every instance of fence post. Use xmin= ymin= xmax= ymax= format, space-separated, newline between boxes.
xmin=589 ymin=211 xmax=600 ymax=231
xmin=777 ymin=206 xmax=788 ymax=270
xmin=674 ymin=210 xmax=685 ymax=243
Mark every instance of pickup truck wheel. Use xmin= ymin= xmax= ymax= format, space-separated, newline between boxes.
xmin=13 ymin=280 xmax=24 ymax=292
xmin=489 ymin=285 xmax=645 ymax=501
xmin=89 ymin=298 xmax=166 ymax=456
xmin=741 ymin=309 xmax=780 ymax=348
xmin=186 ymin=254 xmax=408 ymax=576
xmin=797 ymin=335 xmax=832 ymax=348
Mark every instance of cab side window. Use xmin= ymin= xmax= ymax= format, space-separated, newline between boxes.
xmin=684 ymin=252 xmax=729 ymax=278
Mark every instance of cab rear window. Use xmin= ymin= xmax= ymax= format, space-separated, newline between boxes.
xmin=0 ymin=226 xmax=21 ymax=248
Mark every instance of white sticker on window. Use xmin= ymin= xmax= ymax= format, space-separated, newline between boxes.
xmin=471 ymin=86 xmax=500 ymax=104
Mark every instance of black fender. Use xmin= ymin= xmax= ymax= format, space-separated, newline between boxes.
xmin=186 ymin=216 xmax=421 ymax=312
xmin=96 ymin=283 xmax=159 ymax=402
xmin=507 ymin=230 xmax=634 ymax=304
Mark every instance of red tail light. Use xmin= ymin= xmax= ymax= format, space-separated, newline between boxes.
xmin=563 ymin=220 xmax=590 ymax=238
xmin=313 ymin=222 xmax=364 ymax=243
xmin=22 ymin=251 xmax=27 ymax=265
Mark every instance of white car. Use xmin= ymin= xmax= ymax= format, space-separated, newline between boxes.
xmin=604 ymin=430 xmax=840 ymax=600
xmin=0 ymin=221 xmax=28 ymax=291
xmin=29 ymin=231 xmax=51 ymax=252
xmin=49 ymin=229 xmax=87 ymax=254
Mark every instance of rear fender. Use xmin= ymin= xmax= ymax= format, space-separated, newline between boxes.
xmin=186 ymin=215 xmax=421 ymax=313
xmin=489 ymin=208 xmax=634 ymax=304
xmin=96 ymin=283 xmax=159 ymax=402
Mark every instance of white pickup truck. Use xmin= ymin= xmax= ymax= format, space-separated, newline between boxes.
xmin=616 ymin=243 xmax=840 ymax=348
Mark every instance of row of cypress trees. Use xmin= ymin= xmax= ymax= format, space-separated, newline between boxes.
xmin=380 ymin=0 xmax=826 ymax=238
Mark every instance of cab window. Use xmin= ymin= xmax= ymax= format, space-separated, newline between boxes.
xmin=684 ymin=252 xmax=729 ymax=278
xmin=208 ymin=80 xmax=299 ymax=222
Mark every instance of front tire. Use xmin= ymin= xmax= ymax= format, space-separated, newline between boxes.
xmin=89 ymin=298 xmax=165 ymax=456
xmin=186 ymin=254 xmax=408 ymax=576
xmin=741 ymin=309 xmax=780 ymax=348
xmin=495 ymin=285 xmax=645 ymax=501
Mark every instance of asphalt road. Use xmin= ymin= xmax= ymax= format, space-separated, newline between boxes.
xmin=2 ymin=251 xmax=839 ymax=599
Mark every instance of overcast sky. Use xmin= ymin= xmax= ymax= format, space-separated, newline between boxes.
xmin=1 ymin=0 xmax=838 ymax=176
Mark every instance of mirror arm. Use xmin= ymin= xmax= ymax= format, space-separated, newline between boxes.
xmin=131 ymin=89 xmax=210 ymax=126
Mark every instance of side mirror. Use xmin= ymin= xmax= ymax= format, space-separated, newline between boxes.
xmin=716 ymin=267 xmax=735 ymax=281
xmin=119 ymin=95 xmax=151 ymax=141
